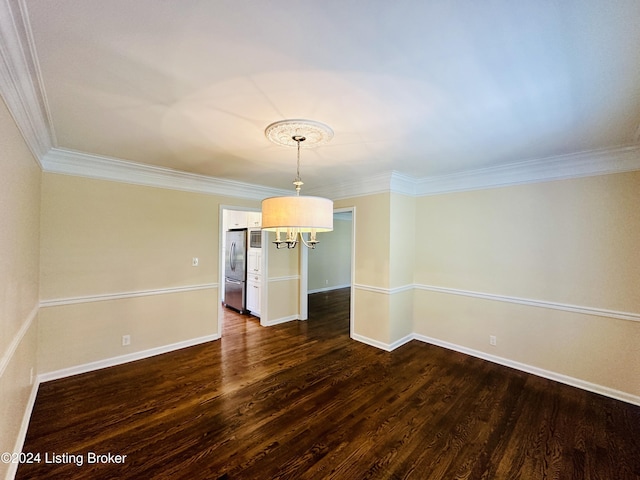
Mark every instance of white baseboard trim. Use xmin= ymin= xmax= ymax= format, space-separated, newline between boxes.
xmin=413 ymin=334 xmax=640 ymax=407
xmin=350 ymin=329 xmax=640 ymax=406
xmin=7 ymin=380 xmax=40 ymax=480
xmin=308 ymin=284 xmax=351 ymax=294
xmin=260 ymin=314 xmax=299 ymax=327
xmin=351 ymin=333 xmax=394 ymax=351
xmin=350 ymin=333 xmax=413 ymax=352
xmin=388 ymin=334 xmax=414 ymax=351
xmin=38 ymin=334 xmax=220 ymax=383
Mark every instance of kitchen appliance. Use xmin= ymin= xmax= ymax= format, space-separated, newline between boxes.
xmin=249 ymin=229 xmax=262 ymax=249
xmin=224 ymin=229 xmax=247 ymax=313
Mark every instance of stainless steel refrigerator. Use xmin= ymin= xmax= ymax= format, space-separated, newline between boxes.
xmin=224 ymin=229 xmax=247 ymax=313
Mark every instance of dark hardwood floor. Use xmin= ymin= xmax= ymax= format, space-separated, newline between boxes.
xmin=17 ymin=288 xmax=640 ymax=479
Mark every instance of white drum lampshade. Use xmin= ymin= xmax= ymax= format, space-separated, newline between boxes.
xmin=261 ymin=195 xmax=333 ymax=232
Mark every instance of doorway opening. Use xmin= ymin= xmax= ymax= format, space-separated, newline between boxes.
xmin=302 ymin=207 xmax=355 ymax=336
xmin=219 ymin=206 xmax=263 ymax=338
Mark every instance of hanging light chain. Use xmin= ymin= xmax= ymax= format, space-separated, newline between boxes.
xmin=292 ymin=135 xmax=305 ymax=196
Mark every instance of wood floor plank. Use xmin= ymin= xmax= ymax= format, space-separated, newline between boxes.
xmin=16 ymin=288 xmax=640 ymax=479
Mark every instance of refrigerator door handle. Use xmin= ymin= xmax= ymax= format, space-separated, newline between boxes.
xmin=230 ymin=242 xmax=236 ymax=271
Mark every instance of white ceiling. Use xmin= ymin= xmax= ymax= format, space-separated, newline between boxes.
xmin=19 ymin=0 xmax=640 ymax=191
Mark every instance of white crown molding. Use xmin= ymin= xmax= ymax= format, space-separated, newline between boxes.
xmin=0 ymin=0 xmax=51 ymax=164
xmin=37 ymin=142 xmax=640 ymax=202
xmin=305 ymin=171 xmax=400 ymax=200
xmin=305 ymin=145 xmax=640 ymax=200
xmin=389 ymin=171 xmax=418 ymax=196
xmin=42 ymin=147 xmax=291 ymax=200
xmin=415 ymin=144 xmax=640 ymax=196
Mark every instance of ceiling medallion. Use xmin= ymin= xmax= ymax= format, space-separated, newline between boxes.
xmin=265 ymin=119 xmax=334 ymax=148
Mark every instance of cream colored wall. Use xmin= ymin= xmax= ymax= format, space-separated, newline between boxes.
xmin=264 ymin=279 xmax=300 ymax=325
xmin=415 ymin=173 xmax=640 ymax=309
xmin=332 ymin=193 xmax=416 ymax=347
xmin=0 ymin=97 xmax=41 ymax=479
xmin=308 ymin=217 xmax=352 ymax=292
xmin=413 ymin=172 xmax=640 ymax=398
xmin=38 ymin=173 xmax=257 ymax=374
xmin=334 ymin=194 xmax=393 ymax=345
xmin=263 ymin=231 xmax=300 ymax=324
xmin=389 ymin=194 xmax=415 ymax=289
xmin=40 ymin=174 xmax=221 ymax=299
xmin=335 ymin=194 xmax=390 ymax=288
xmin=388 ymin=193 xmax=416 ymax=343
xmin=39 ymin=289 xmax=218 ymax=373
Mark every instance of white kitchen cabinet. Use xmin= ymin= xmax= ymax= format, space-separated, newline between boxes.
xmin=226 ymin=210 xmax=247 ymax=229
xmin=246 ymin=274 xmax=261 ymax=316
xmin=246 ymin=250 xmax=261 ymax=316
xmin=247 ymin=250 xmax=262 ymax=275
xmin=247 ymin=211 xmax=262 ymax=228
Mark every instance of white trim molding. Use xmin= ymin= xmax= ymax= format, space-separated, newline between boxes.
xmin=415 ymin=144 xmax=640 ymax=196
xmin=41 ymin=148 xmax=291 ymax=201
xmin=33 ymin=142 xmax=640 ymax=204
xmin=305 ymin=171 xmax=396 ymax=200
xmin=413 ymin=334 xmax=640 ymax=407
xmin=351 ymin=332 xmax=413 ymax=352
xmin=353 ymin=282 xmax=640 ymax=323
xmin=33 ymin=143 xmax=640 ymax=202
xmin=308 ymin=284 xmax=351 ymax=295
xmin=8 ymin=379 xmax=40 ymax=480
xmin=415 ymin=284 xmax=640 ymax=323
xmin=40 ymin=283 xmax=219 ymax=308
xmin=350 ymin=282 xmax=640 ymax=405
xmin=0 ymin=303 xmax=38 ymax=378
xmin=351 ymin=333 xmax=394 ymax=352
xmin=0 ymin=0 xmax=52 ymax=164
xmin=38 ymin=334 xmax=220 ymax=383
xmin=268 ymin=275 xmax=300 ymax=283
xmin=353 ymin=283 xmax=414 ymax=295
xmin=309 ymin=145 xmax=640 ymax=200
xmin=260 ymin=314 xmax=299 ymax=327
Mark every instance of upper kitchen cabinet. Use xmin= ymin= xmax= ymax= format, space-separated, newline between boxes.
xmin=247 ymin=211 xmax=261 ymax=228
xmin=226 ymin=210 xmax=248 ymax=229
xmin=225 ymin=210 xmax=261 ymax=230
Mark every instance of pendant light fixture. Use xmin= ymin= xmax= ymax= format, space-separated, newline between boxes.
xmin=261 ymin=120 xmax=334 ymax=249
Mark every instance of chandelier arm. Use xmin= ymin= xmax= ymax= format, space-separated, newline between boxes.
xmin=298 ymin=232 xmax=318 ymax=249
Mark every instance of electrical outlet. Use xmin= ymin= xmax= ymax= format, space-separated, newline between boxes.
xmin=489 ymin=335 xmax=497 ymax=346
xmin=122 ymin=334 xmax=131 ymax=346
xmin=192 ymin=257 xmax=199 ymax=267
